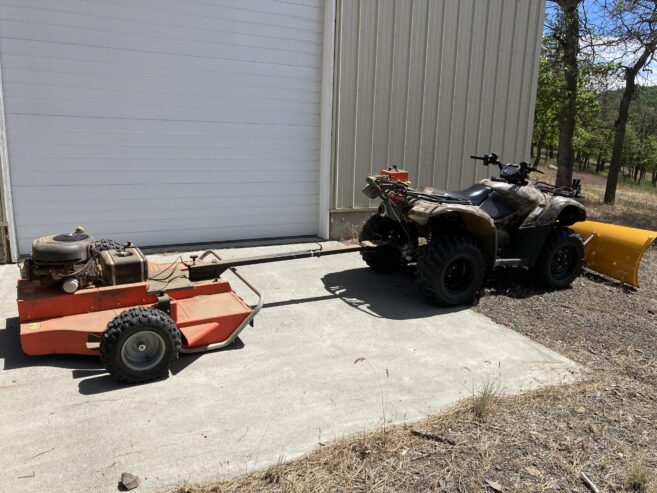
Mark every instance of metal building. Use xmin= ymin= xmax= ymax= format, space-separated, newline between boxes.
xmin=0 ymin=0 xmax=545 ymax=261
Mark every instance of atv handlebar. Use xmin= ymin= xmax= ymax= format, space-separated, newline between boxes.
xmin=471 ymin=153 xmax=544 ymax=183
xmin=470 ymin=153 xmax=503 ymax=170
xmin=519 ymin=161 xmax=544 ymax=175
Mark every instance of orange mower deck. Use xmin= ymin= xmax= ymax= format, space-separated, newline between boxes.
xmin=18 ymin=260 xmax=258 ymax=357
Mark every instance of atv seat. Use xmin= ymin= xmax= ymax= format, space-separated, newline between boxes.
xmin=448 ymin=184 xmax=493 ymax=206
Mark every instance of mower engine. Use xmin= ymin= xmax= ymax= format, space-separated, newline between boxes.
xmin=19 ymin=227 xmax=148 ymax=293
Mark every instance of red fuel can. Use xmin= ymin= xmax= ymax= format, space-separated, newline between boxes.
xmin=381 ymin=168 xmax=409 ymax=183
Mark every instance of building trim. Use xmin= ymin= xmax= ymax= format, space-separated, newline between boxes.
xmin=318 ymin=0 xmax=337 ymax=239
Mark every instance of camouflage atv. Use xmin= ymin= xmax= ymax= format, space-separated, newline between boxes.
xmin=360 ymin=153 xmax=587 ymax=306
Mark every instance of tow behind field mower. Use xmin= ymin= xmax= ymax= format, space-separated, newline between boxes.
xmin=17 ymin=231 xmax=361 ymax=383
xmin=15 ymin=152 xmax=655 ymax=384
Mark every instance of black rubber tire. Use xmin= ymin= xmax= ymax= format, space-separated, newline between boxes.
xmin=94 ymin=239 xmax=123 ymax=252
xmin=358 ymin=214 xmax=403 ymax=273
xmin=416 ymin=234 xmax=485 ymax=306
xmin=534 ymin=228 xmax=584 ymax=289
xmin=100 ymin=307 xmax=181 ymax=384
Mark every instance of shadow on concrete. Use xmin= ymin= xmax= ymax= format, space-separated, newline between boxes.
xmin=1 ymin=317 xmax=245 ymax=395
xmin=263 ymin=294 xmax=337 ymax=309
xmin=76 ymin=338 xmax=245 ymax=395
xmin=321 ymin=267 xmax=464 ymax=319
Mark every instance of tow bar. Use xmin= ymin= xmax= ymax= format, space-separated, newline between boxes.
xmin=187 ymin=243 xmax=365 ymax=281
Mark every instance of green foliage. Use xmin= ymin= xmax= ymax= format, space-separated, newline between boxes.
xmin=533 ymin=39 xmax=657 ymax=179
xmin=532 ymin=39 xmax=609 ymax=160
xmin=611 ymin=86 xmax=657 ymax=174
xmin=532 ymin=56 xmax=561 ymax=147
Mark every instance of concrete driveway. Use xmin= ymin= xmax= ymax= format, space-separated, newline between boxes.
xmin=0 ymin=241 xmax=578 ymax=493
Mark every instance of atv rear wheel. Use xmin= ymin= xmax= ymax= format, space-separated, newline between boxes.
xmin=534 ymin=228 xmax=584 ymax=289
xmin=416 ymin=235 xmax=485 ymax=306
xmin=100 ymin=307 xmax=181 ymax=384
xmin=359 ymin=214 xmax=403 ymax=272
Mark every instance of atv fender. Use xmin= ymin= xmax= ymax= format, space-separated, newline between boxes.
xmin=523 ymin=196 xmax=586 ymax=228
xmin=409 ymin=201 xmax=497 ymax=267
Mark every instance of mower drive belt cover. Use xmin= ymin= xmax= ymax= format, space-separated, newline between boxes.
xmin=571 ymin=221 xmax=656 ymax=288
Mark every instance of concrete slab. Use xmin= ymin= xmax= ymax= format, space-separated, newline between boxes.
xmin=0 ymin=242 xmax=579 ymax=493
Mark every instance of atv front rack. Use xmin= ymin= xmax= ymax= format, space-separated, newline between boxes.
xmin=534 ymin=180 xmax=582 ymax=198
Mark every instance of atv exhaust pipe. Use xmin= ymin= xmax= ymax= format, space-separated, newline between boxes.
xmin=570 ymin=221 xmax=656 ymax=287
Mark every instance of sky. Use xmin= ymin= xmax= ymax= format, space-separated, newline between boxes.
xmin=544 ymin=0 xmax=657 ymax=86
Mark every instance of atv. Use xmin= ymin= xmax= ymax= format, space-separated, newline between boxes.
xmin=359 ymin=153 xmax=587 ymax=306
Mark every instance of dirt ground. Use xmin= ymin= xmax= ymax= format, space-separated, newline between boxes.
xmin=172 ymin=177 xmax=657 ymax=493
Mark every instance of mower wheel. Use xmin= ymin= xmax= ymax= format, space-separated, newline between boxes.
xmin=359 ymin=214 xmax=403 ymax=272
xmin=94 ymin=239 xmax=123 ymax=252
xmin=416 ymin=234 xmax=485 ymax=306
xmin=100 ymin=307 xmax=181 ymax=384
xmin=534 ymin=227 xmax=584 ymax=289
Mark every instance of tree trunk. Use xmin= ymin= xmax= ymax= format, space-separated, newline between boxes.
xmin=652 ymin=171 xmax=657 ymax=186
xmin=534 ymin=131 xmax=546 ymax=167
xmin=549 ymin=145 xmax=554 ymax=158
xmin=555 ymin=0 xmax=579 ymax=187
xmin=534 ymin=140 xmax=543 ymax=167
xmin=605 ymin=43 xmax=657 ymax=204
xmin=605 ymin=79 xmax=635 ymax=204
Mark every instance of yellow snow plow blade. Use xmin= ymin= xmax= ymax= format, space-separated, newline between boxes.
xmin=570 ymin=221 xmax=656 ymax=288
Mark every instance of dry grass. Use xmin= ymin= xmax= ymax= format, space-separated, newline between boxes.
xmin=625 ymin=462 xmax=654 ymax=493
xmin=470 ymin=378 xmax=502 ymax=422
xmin=541 ymin=166 xmax=657 ymax=231
xmin=170 ymin=174 xmax=657 ymax=493
xmin=172 ymin=373 xmax=657 ymax=492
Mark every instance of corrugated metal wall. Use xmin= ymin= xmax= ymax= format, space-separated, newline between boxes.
xmin=331 ymin=0 xmax=545 ymax=212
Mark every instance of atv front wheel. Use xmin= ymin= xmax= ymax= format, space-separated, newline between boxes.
xmin=534 ymin=228 xmax=584 ymax=289
xmin=416 ymin=235 xmax=485 ymax=306
xmin=100 ymin=307 xmax=181 ymax=384
xmin=359 ymin=214 xmax=403 ymax=272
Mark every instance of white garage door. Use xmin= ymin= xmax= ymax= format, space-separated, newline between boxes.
xmin=0 ymin=0 xmax=324 ymax=255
